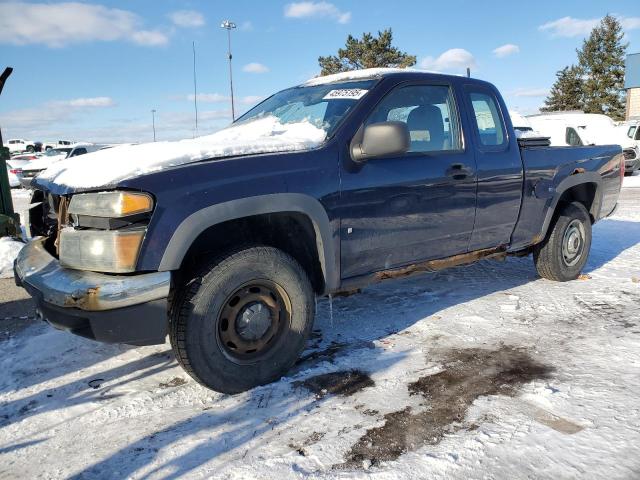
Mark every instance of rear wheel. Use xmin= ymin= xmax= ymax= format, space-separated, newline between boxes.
xmin=533 ymin=202 xmax=592 ymax=281
xmin=169 ymin=246 xmax=315 ymax=393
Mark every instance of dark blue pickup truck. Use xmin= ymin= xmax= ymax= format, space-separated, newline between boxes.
xmin=15 ymin=69 xmax=623 ymax=393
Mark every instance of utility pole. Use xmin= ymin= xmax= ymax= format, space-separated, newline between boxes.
xmin=0 ymin=67 xmax=18 ymax=237
xmin=220 ymin=20 xmax=237 ymax=121
xmin=193 ymin=41 xmax=199 ymax=137
xmin=0 ymin=67 xmax=13 ymax=147
xmin=151 ymin=109 xmax=156 ymax=142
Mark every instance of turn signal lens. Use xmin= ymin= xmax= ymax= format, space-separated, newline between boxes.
xmin=68 ymin=191 xmax=154 ymax=218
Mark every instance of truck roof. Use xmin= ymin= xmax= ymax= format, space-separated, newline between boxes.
xmin=302 ymin=67 xmax=476 ymax=87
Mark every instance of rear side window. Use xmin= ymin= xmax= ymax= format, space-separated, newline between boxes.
xmin=566 ymin=127 xmax=583 ymax=146
xmin=365 ymin=84 xmax=462 ymax=153
xmin=71 ymin=148 xmax=87 ymax=157
xmin=468 ymin=91 xmax=506 ymax=147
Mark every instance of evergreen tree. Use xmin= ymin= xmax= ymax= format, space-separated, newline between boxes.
xmin=541 ymin=65 xmax=585 ymax=112
xmin=577 ymin=14 xmax=627 ymax=119
xmin=318 ymin=29 xmax=416 ymax=76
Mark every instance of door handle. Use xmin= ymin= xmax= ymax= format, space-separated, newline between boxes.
xmin=446 ymin=163 xmax=469 ymax=180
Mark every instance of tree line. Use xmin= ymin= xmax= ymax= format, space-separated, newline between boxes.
xmin=317 ymin=15 xmax=628 ymax=120
xmin=542 ymin=14 xmax=627 ymax=120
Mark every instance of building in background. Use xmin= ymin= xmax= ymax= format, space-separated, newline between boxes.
xmin=626 ymin=53 xmax=640 ymax=120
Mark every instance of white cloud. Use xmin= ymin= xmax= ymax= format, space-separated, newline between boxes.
xmin=493 ymin=44 xmax=520 ymax=58
xmin=419 ymin=49 xmax=477 ymax=73
xmin=510 ymin=88 xmax=549 ymax=98
xmin=0 ymin=2 xmax=169 ymax=47
xmin=168 ymin=10 xmax=205 ymax=28
xmin=240 ymin=21 xmax=253 ymax=31
xmin=130 ymin=30 xmax=169 ymax=47
xmin=179 ymin=93 xmax=263 ymax=105
xmin=243 ymin=63 xmax=270 ymax=74
xmin=63 ymin=97 xmax=115 ymax=107
xmin=284 ymin=2 xmax=351 ymax=24
xmin=241 ymin=95 xmax=265 ymax=105
xmin=539 ymin=15 xmax=640 ymax=38
xmin=186 ymin=93 xmax=229 ymax=103
xmin=0 ymin=96 xmax=115 ymax=135
xmin=621 ymin=17 xmax=640 ymax=30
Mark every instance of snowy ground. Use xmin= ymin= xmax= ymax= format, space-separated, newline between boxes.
xmin=1 ymin=183 xmax=640 ymax=479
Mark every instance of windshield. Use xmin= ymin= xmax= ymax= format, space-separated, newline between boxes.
xmin=45 ymin=148 xmax=72 ymax=157
xmin=235 ymin=79 xmax=377 ymax=137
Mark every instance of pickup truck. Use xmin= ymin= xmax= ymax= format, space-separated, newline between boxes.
xmin=14 ymin=69 xmax=624 ymax=393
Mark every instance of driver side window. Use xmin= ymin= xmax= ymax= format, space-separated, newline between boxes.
xmin=366 ymin=85 xmax=462 ymax=153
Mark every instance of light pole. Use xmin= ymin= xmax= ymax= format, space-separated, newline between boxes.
xmin=220 ymin=19 xmax=236 ymax=121
xmin=151 ymin=109 xmax=156 ymax=142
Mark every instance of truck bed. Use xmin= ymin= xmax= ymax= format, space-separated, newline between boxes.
xmin=510 ymin=143 xmax=623 ymax=251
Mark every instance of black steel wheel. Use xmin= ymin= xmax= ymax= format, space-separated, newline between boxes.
xmin=170 ymin=246 xmax=315 ymax=393
xmin=534 ymin=202 xmax=592 ymax=281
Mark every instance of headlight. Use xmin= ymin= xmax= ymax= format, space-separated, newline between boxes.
xmin=68 ymin=191 xmax=153 ymax=218
xmin=59 ymin=228 xmax=145 ymax=273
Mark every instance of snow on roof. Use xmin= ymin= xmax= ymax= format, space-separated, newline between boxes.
xmin=37 ymin=116 xmax=327 ymax=189
xmin=303 ymin=67 xmax=417 ymax=86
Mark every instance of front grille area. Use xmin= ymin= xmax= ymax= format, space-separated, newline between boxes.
xmin=29 ymin=190 xmax=61 ymax=244
xmin=623 ymin=148 xmax=637 ymax=161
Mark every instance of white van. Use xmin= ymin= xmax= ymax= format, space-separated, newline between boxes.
xmin=527 ymin=112 xmax=639 ymax=174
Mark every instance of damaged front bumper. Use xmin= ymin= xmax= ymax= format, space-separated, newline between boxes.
xmin=14 ymin=237 xmax=170 ymax=345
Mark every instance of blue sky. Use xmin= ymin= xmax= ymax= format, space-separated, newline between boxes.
xmin=1 ymin=0 xmax=639 ymax=143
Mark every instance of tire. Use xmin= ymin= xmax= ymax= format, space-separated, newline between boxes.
xmin=533 ymin=202 xmax=592 ymax=281
xmin=169 ymin=246 xmax=315 ymax=393
xmin=26 ymin=145 xmax=34 ymax=153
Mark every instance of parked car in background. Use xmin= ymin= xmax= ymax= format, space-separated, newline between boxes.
xmin=509 ymin=111 xmax=540 ymax=137
xmin=16 ymin=69 xmax=624 ymax=393
xmin=5 ymin=152 xmax=39 ymax=187
xmin=617 ymin=119 xmax=640 ymax=148
xmin=528 ymin=112 xmax=640 ymax=174
xmin=7 ymin=138 xmax=36 ymax=153
xmin=44 ymin=140 xmax=74 ymax=150
xmin=67 ymin=143 xmax=112 ymax=158
xmin=19 ymin=147 xmax=72 ymax=187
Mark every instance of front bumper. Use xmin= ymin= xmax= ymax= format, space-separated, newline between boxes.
xmin=14 ymin=237 xmax=170 ymax=345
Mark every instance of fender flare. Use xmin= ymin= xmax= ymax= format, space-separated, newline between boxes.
xmin=539 ymin=172 xmax=603 ymax=241
xmin=158 ymin=193 xmax=339 ymax=293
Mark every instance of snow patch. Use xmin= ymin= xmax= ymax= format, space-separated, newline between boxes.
xmin=304 ymin=67 xmax=414 ymax=86
xmin=37 ymin=116 xmax=327 ymax=189
xmin=623 ymin=171 xmax=640 ymax=188
xmin=0 ymin=237 xmax=24 ymax=278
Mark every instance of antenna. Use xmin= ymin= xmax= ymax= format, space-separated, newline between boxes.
xmin=193 ymin=41 xmax=199 ymax=137
xmin=466 ymin=67 xmax=471 ymax=78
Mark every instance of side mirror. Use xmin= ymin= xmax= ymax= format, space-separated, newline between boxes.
xmin=351 ymin=121 xmax=410 ymax=163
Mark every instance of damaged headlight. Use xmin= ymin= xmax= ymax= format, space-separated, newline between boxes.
xmin=59 ymin=227 xmax=145 ymax=273
xmin=59 ymin=191 xmax=155 ymax=273
xmin=68 ymin=191 xmax=153 ymax=218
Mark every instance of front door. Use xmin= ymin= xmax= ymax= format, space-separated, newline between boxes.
xmin=339 ymin=83 xmax=478 ymax=279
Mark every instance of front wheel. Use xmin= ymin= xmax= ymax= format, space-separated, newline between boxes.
xmin=533 ymin=202 xmax=592 ymax=281
xmin=169 ymin=246 xmax=315 ymax=393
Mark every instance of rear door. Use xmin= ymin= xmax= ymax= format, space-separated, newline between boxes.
xmin=462 ymin=86 xmax=523 ymax=251
xmin=339 ymin=82 xmax=478 ymax=278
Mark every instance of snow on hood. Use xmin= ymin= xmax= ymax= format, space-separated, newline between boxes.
xmin=37 ymin=116 xmax=327 ymax=189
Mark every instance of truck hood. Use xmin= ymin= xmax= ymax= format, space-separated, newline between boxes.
xmin=35 ymin=116 xmax=326 ymax=192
